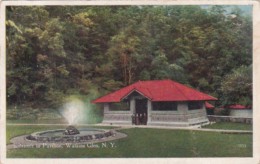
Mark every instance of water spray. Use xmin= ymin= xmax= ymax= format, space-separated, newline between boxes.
xmin=60 ymin=98 xmax=85 ymax=125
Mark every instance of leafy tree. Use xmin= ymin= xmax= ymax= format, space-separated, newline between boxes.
xmin=150 ymin=50 xmax=186 ymax=82
xmin=220 ymin=65 xmax=252 ymax=106
xmin=107 ymin=29 xmax=141 ymax=85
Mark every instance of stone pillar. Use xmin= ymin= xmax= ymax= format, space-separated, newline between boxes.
xmin=104 ymin=103 xmax=109 ymax=113
xmin=202 ymin=102 xmax=207 ymax=118
xmin=147 ymin=100 xmax=152 ymax=123
xmin=177 ymin=102 xmax=188 ymax=121
xmin=130 ymin=97 xmax=136 ymax=114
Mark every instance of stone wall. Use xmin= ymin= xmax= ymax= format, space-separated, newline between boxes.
xmin=208 ymin=115 xmax=252 ymax=124
xmin=102 ymin=101 xmax=210 ymax=126
xmin=229 ymin=109 xmax=252 ymax=118
xmin=102 ymin=103 xmax=132 ymax=125
xmin=102 ymin=113 xmax=132 ymax=125
xmin=148 ymin=102 xmax=209 ymax=127
xmin=186 ymin=106 xmax=209 ymax=125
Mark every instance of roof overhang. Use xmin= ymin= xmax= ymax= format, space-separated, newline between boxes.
xmin=120 ymin=88 xmax=152 ymax=101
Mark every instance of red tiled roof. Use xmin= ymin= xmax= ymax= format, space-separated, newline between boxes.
xmin=205 ymin=102 xmax=215 ymax=109
xmin=92 ymin=80 xmax=217 ymax=103
xmin=226 ymin=104 xmax=248 ymax=109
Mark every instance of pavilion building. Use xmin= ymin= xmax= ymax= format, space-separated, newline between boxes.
xmin=227 ymin=104 xmax=252 ymax=118
xmin=92 ymin=80 xmax=217 ymax=127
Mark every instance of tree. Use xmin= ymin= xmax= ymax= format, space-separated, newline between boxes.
xmin=150 ymin=50 xmax=186 ymax=82
xmin=107 ymin=29 xmax=141 ymax=85
xmin=219 ymin=65 xmax=252 ymax=106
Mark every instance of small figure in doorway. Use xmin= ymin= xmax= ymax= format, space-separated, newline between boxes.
xmin=140 ymin=113 xmax=143 ymax=124
xmin=136 ymin=114 xmax=140 ymax=125
xmin=131 ymin=113 xmax=136 ymax=125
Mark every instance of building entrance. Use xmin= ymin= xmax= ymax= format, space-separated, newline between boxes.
xmin=132 ymin=99 xmax=147 ymax=125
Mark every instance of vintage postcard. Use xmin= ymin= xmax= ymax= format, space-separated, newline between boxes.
xmin=0 ymin=0 xmax=259 ymax=164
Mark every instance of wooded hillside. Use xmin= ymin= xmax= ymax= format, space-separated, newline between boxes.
xmin=6 ymin=5 xmax=252 ymax=108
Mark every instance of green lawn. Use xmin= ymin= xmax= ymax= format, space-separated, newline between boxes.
xmin=7 ymin=125 xmax=252 ymax=158
xmin=202 ymin=122 xmax=253 ymax=131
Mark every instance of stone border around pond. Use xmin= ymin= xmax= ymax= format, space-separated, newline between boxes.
xmin=28 ymin=128 xmax=113 ymax=142
xmin=7 ymin=130 xmax=127 ymax=149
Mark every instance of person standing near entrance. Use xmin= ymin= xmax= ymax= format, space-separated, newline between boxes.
xmin=136 ymin=114 xmax=140 ymax=125
xmin=131 ymin=113 xmax=136 ymax=125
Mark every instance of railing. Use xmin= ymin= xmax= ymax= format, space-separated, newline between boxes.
xmin=207 ymin=115 xmax=252 ymax=124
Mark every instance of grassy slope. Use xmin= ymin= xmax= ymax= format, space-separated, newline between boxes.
xmin=7 ymin=119 xmax=68 ymax=124
xmin=6 ymin=126 xmax=252 ymax=158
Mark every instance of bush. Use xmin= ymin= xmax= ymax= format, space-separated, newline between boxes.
xmin=221 ymin=108 xmax=230 ymax=116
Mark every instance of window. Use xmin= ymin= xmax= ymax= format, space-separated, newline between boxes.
xmin=153 ymin=102 xmax=177 ymax=111
xmin=188 ymin=101 xmax=203 ymax=110
xmin=110 ymin=101 xmax=130 ymax=111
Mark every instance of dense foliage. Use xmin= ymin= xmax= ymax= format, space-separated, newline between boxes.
xmin=6 ymin=5 xmax=252 ymax=108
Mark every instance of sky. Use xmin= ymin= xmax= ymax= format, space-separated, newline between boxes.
xmin=201 ymin=5 xmax=252 ymax=16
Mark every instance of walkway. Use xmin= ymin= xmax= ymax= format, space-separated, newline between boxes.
xmin=7 ymin=123 xmax=252 ymax=134
xmin=104 ymin=124 xmax=252 ymax=134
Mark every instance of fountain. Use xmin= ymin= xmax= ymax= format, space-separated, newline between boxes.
xmin=8 ymin=99 xmax=127 ymax=148
xmin=25 ymin=127 xmax=114 ymax=143
xmin=24 ymin=99 xmax=116 ymax=143
xmin=64 ymin=126 xmax=80 ymax=135
xmin=60 ymin=99 xmax=85 ymax=125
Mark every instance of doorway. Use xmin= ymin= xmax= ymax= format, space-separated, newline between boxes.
xmin=134 ymin=99 xmax=147 ymax=125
